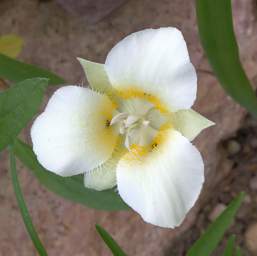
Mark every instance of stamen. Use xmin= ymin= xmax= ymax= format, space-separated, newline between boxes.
xmin=109 ymin=98 xmax=169 ymax=151
xmin=110 ymin=112 xmax=128 ymax=126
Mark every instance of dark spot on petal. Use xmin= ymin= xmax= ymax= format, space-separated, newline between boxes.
xmin=151 ymin=142 xmax=158 ymax=149
xmin=105 ymin=119 xmax=111 ymax=127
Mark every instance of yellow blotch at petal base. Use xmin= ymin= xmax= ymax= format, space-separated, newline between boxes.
xmin=123 ymin=125 xmax=173 ymax=163
xmin=94 ymin=97 xmax=119 ymax=155
xmin=115 ymin=87 xmax=169 ymax=113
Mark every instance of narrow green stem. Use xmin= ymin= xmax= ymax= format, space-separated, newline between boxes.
xmin=9 ymin=146 xmax=48 ymax=256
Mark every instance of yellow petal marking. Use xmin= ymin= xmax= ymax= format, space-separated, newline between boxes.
xmin=123 ymin=123 xmax=173 ymax=163
xmin=115 ymin=87 xmax=169 ymax=113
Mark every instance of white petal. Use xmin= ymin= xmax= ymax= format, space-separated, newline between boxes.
xmin=77 ymin=58 xmax=112 ymax=94
xmin=105 ymin=27 xmax=197 ymax=111
xmin=84 ymin=147 xmax=124 ymax=191
xmin=172 ymin=109 xmax=215 ymax=141
xmin=31 ymin=86 xmax=118 ymax=177
xmin=116 ymin=129 xmax=204 ymax=228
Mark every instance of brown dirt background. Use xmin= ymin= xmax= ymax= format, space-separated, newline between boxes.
xmin=0 ymin=0 xmax=257 ymax=255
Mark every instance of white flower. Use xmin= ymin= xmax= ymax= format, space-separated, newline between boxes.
xmin=31 ymin=27 xmax=214 ymax=228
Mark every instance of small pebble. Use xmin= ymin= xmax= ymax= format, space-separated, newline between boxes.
xmin=243 ymin=145 xmax=251 ymax=154
xmin=0 ymin=79 xmax=7 ymax=91
xmin=208 ymin=203 xmax=226 ymax=221
xmin=244 ymin=194 xmax=252 ymax=204
xmin=250 ymin=176 xmax=257 ymax=191
xmin=245 ymin=117 xmax=257 ymax=128
xmin=250 ymin=138 xmax=257 ymax=149
xmin=237 ymin=194 xmax=251 ymax=219
xmin=237 ymin=203 xmax=250 ymax=220
xmin=245 ymin=223 xmax=257 ymax=254
xmin=227 ymin=140 xmax=241 ymax=155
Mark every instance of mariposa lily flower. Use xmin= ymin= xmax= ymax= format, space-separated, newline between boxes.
xmin=31 ymin=27 xmax=214 ymax=228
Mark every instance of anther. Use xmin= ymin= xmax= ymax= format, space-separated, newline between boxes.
xmin=105 ymin=120 xmax=111 ymax=127
xmin=152 ymin=142 xmax=158 ymax=149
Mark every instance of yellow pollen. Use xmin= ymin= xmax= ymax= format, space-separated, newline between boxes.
xmin=122 ymin=144 xmax=149 ymax=162
xmin=100 ymin=100 xmax=117 ymax=124
xmin=130 ymin=144 xmax=149 ymax=156
xmin=109 ymin=87 xmax=174 ymax=162
xmin=123 ymin=123 xmax=172 ymax=162
xmin=150 ymin=123 xmax=172 ymax=147
xmin=116 ymin=87 xmax=169 ymax=113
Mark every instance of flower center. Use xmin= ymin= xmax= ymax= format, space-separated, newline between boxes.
xmin=110 ymin=98 xmax=169 ymax=150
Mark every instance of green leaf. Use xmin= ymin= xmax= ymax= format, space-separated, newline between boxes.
xmin=196 ymin=0 xmax=257 ymax=117
xmin=223 ymin=235 xmax=235 ymax=256
xmin=9 ymin=146 xmax=48 ymax=256
xmin=0 ymin=54 xmax=64 ymax=85
xmin=96 ymin=224 xmax=127 ymax=256
xmin=235 ymin=247 xmax=242 ymax=256
xmin=0 ymin=35 xmax=23 ymax=58
xmin=13 ymin=139 xmax=129 ymax=211
xmin=187 ymin=193 xmax=245 ymax=256
xmin=0 ymin=78 xmax=48 ymax=151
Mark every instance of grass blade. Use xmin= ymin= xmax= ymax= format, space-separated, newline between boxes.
xmin=196 ymin=0 xmax=257 ymax=117
xmin=223 ymin=235 xmax=235 ymax=256
xmin=236 ymin=247 xmax=242 ymax=256
xmin=96 ymin=224 xmax=127 ymax=256
xmin=9 ymin=146 xmax=48 ymax=256
xmin=187 ymin=193 xmax=245 ymax=256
